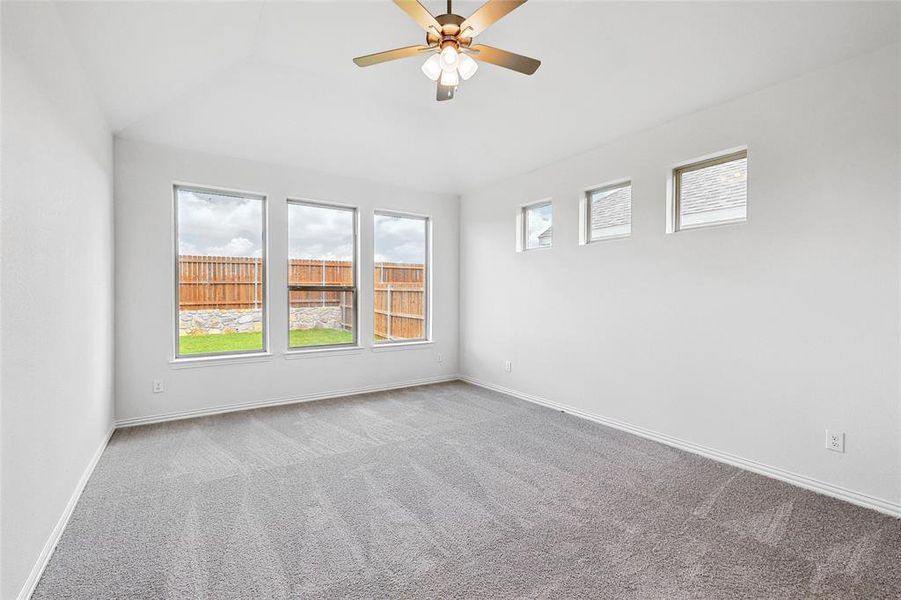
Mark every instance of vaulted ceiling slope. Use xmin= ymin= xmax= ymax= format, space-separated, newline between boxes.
xmin=53 ymin=1 xmax=899 ymax=194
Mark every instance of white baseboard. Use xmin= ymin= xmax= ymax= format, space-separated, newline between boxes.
xmin=23 ymin=374 xmax=899 ymax=600
xmin=460 ymin=376 xmax=901 ymax=519
xmin=115 ymin=375 xmax=459 ymax=428
xmin=18 ymin=426 xmax=115 ymax=600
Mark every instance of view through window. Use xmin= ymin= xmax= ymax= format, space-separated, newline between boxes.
xmin=288 ymin=201 xmax=357 ymax=349
xmin=175 ymin=186 xmax=266 ymax=357
xmin=524 ymin=202 xmax=553 ymax=249
xmin=676 ymin=150 xmax=748 ymax=230
xmin=588 ymin=182 xmax=631 ymax=241
xmin=374 ymin=213 xmax=428 ymax=343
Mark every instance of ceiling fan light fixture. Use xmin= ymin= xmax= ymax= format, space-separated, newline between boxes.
xmin=458 ymin=52 xmax=478 ymax=80
xmin=439 ymin=45 xmax=459 ymax=71
xmin=421 ymin=54 xmax=442 ymax=81
xmin=439 ymin=68 xmax=459 ymax=87
xmin=352 ymin=0 xmax=541 ymax=101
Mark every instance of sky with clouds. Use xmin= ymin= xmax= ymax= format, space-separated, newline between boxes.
xmin=374 ymin=214 xmax=426 ymax=264
xmin=178 ymin=189 xmax=425 ymax=264
xmin=288 ymin=203 xmax=354 ymax=260
xmin=177 ymin=189 xmax=264 ymax=257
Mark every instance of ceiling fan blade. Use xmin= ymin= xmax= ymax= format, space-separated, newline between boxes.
xmin=469 ymin=44 xmax=540 ymax=75
xmin=394 ymin=0 xmax=442 ymax=35
xmin=353 ymin=45 xmax=431 ymax=67
xmin=460 ymin=0 xmax=527 ymax=38
xmin=437 ymin=81 xmax=455 ymax=101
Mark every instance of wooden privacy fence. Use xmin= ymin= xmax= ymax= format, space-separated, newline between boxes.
xmin=179 ymin=256 xmax=425 ymax=339
xmin=179 ymin=256 xmax=263 ymax=309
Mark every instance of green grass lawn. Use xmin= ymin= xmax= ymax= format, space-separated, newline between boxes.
xmin=179 ymin=328 xmax=354 ymax=355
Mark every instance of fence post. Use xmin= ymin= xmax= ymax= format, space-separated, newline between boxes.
xmin=386 ymin=285 xmax=393 ymax=340
xmin=321 ymin=260 xmax=326 ymax=307
xmin=207 ymin=259 xmax=213 ymax=309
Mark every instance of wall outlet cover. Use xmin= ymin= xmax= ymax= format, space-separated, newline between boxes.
xmin=153 ymin=379 xmax=164 ymax=393
xmin=504 ymin=361 xmax=512 ymax=373
xmin=826 ymin=430 xmax=845 ymax=453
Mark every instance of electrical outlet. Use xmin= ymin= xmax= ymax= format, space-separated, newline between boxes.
xmin=436 ymin=353 xmax=443 ymax=363
xmin=826 ymin=430 xmax=845 ymax=453
xmin=152 ymin=379 xmax=164 ymax=394
xmin=504 ymin=360 xmax=512 ymax=373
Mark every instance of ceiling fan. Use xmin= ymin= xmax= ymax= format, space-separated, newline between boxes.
xmin=353 ymin=0 xmax=540 ymax=101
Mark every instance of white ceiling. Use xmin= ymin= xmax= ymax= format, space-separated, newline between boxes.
xmin=55 ymin=1 xmax=899 ymax=195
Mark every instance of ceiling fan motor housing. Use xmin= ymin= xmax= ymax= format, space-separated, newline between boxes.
xmin=427 ymin=13 xmax=472 ymax=51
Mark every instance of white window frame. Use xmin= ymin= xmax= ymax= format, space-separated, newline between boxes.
xmin=670 ymin=148 xmax=748 ymax=232
xmin=579 ymin=179 xmax=632 ymax=245
xmin=286 ymin=199 xmax=359 ymax=352
xmin=373 ymin=210 xmax=432 ymax=346
xmin=516 ymin=199 xmax=553 ymax=252
xmin=173 ymin=183 xmax=269 ymax=360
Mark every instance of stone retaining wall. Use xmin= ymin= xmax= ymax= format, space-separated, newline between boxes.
xmin=180 ymin=307 xmax=344 ymax=335
xmin=289 ymin=306 xmax=343 ymax=331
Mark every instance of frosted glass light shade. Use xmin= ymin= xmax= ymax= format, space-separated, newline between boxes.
xmin=458 ymin=53 xmax=478 ymax=80
xmin=439 ymin=68 xmax=459 ymax=87
xmin=439 ymin=45 xmax=459 ymax=71
xmin=421 ymin=54 xmax=441 ymax=81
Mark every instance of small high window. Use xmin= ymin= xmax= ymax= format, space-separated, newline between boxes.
xmin=585 ymin=181 xmax=631 ymax=242
xmin=673 ymin=150 xmax=747 ymax=230
xmin=522 ymin=201 xmax=553 ymax=250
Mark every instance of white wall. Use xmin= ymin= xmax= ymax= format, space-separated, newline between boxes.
xmin=460 ymin=45 xmax=901 ymax=506
xmin=1 ymin=2 xmax=115 ymax=598
xmin=114 ymin=139 xmax=458 ymax=422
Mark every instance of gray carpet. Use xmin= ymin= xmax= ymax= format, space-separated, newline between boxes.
xmin=34 ymin=381 xmax=901 ymax=599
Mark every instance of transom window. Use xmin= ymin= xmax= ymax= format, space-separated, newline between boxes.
xmin=586 ymin=181 xmax=631 ymax=241
xmin=522 ymin=201 xmax=553 ymax=250
xmin=674 ymin=150 xmax=748 ymax=230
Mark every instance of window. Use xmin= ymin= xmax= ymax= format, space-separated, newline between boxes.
xmin=288 ymin=201 xmax=357 ymax=349
xmin=522 ymin=201 xmax=553 ymax=250
xmin=674 ymin=150 xmax=747 ymax=230
xmin=175 ymin=186 xmax=266 ymax=357
xmin=373 ymin=212 xmax=429 ymax=344
xmin=586 ymin=181 xmax=631 ymax=241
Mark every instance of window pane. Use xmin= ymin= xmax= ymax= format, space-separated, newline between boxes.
xmin=525 ymin=203 xmax=552 ymax=249
xmin=589 ymin=184 xmax=631 ymax=240
xmin=679 ymin=154 xmax=747 ymax=228
xmin=374 ymin=213 xmax=427 ymax=343
xmin=288 ymin=289 xmax=355 ymax=347
xmin=288 ymin=203 xmax=356 ymax=348
xmin=176 ymin=187 xmax=265 ymax=356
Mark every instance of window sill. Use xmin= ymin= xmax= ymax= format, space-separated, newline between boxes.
xmin=169 ymin=352 xmax=273 ymax=369
xmin=587 ymin=232 xmax=631 ymax=244
xmin=676 ymin=217 xmax=747 ymax=232
xmin=370 ymin=340 xmax=433 ymax=352
xmin=284 ymin=346 xmax=364 ymax=360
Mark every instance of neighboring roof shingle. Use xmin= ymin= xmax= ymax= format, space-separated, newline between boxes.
xmin=591 ymin=185 xmax=631 ymax=229
xmin=680 ymin=157 xmax=747 ymax=215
